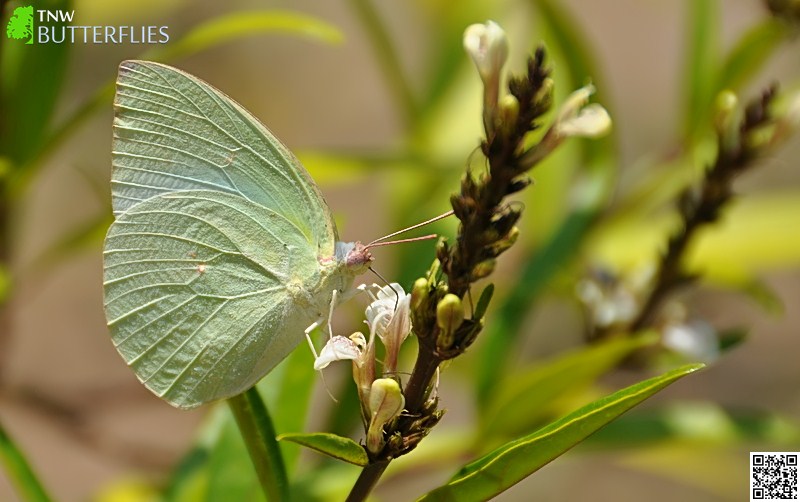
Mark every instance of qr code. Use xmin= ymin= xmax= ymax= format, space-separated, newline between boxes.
xmin=751 ymin=452 xmax=799 ymax=501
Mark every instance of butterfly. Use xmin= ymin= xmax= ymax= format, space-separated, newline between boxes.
xmin=103 ymin=61 xmax=373 ymax=409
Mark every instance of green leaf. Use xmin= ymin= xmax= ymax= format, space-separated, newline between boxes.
xmin=164 ymin=353 xmax=315 ymax=501
xmin=0 ymin=264 xmax=10 ymax=305
xmin=714 ymin=18 xmax=789 ymax=96
xmin=206 ymin=409 xmax=267 ymax=502
xmin=141 ymin=10 xmax=343 ymax=62
xmin=0 ymin=417 xmax=52 ymax=502
xmin=473 ymin=283 xmax=494 ymax=320
xmin=420 ymin=364 xmax=704 ymax=501
xmin=476 ymin=208 xmax=598 ymax=403
xmin=0 ymin=0 xmax=72 ymax=167
xmin=278 ymin=433 xmax=369 ymax=467
xmin=227 ymin=388 xmax=290 ymax=501
xmin=683 ymin=0 xmax=720 ymax=139
xmin=256 ymin=344 xmax=317 ymax=473
xmin=481 ymin=333 xmax=659 ymax=439
xmin=585 ymin=403 xmax=800 ymax=449
xmin=531 ymin=0 xmax=617 ymax=171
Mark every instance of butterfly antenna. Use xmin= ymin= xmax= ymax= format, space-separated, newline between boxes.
xmin=369 ymin=266 xmax=401 ymax=309
xmin=366 ymin=210 xmax=454 ymax=248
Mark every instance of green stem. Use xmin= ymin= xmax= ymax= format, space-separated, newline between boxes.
xmin=349 ymin=0 xmax=416 ymax=124
xmin=0 ymin=418 xmax=52 ymax=502
xmin=346 ymin=460 xmax=390 ymax=502
xmin=227 ymin=387 xmax=290 ymax=501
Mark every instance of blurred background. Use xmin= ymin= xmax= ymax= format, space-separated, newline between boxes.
xmin=1 ymin=0 xmax=799 ymax=500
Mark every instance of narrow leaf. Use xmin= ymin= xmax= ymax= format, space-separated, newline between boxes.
xmin=715 ymin=18 xmax=789 ymax=96
xmin=227 ymin=388 xmax=290 ymax=501
xmin=142 ymin=10 xmax=343 ymax=62
xmin=683 ymin=0 xmax=720 ymax=139
xmin=0 ymin=418 xmax=51 ymax=502
xmin=481 ymin=333 xmax=659 ymax=438
xmin=278 ymin=433 xmax=369 ymax=467
xmin=531 ymin=0 xmax=617 ymax=169
xmin=473 ymin=283 xmax=494 ymax=320
xmin=477 ymin=209 xmax=598 ymax=403
xmin=0 ymin=0 xmax=72 ymax=167
xmin=205 ymin=415 xmax=266 ymax=502
xmin=420 ymin=364 xmax=704 ymax=501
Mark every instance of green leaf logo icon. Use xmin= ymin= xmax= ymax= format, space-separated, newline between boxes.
xmin=6 ymin=5 xmax=34 ymax=44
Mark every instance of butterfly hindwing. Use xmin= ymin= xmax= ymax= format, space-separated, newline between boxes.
xmin=103 ymin=189 xmax=325 ymax=408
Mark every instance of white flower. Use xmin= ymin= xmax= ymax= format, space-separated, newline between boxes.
xmin=364 ymin=283 xmax=412 ymax=373
xmin=464 ymin=20 xmax=510 ymax=135
xmin=314 ymin=333 xmax=367 ymax=370
xmin=663 ymin=320 xmax=719 ymax=363
xmin=553 ymin=85 xmax=612 ymax=139
xmin=463 ymin=21 xmax=509 ymax=84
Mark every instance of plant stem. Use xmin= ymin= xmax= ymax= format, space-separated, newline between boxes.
xmin=346 ymin=459 xmax=390 ymax=502
xmin=227 ymin=387 xmax=290 ymax=501
xmin=403 ymin=341 xmax=442 ymax=413
xmin=0 ymin=418 xmax=52 ymax=502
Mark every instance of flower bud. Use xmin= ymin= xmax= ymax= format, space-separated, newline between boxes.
xmin=411 ymin=277 xmax=429 ymax=310
xmin=714 ymin=90 xmax=740 ymax=151
xmin=436 ymin=294 xmax=464 ymax=350
xmin=464 ymin=21 xmax=510 ymax=136
xmin=534 ymin=77 xmax=554 ymax=110
xmin=463 ymin=21 xmax=509 ymax=85
xmin=366 ymin=378 xmax=405 ymax=454
xmin=471 ymin=259 xmax=496 ymax=280
xmin=488 ymin=226 xmax=519 ymax=256
xmin=498 ymin=94 xmax=519 ymax=136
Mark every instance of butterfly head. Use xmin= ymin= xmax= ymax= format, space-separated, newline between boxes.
xmin=336 ymin=241 xmax=374 ymax=275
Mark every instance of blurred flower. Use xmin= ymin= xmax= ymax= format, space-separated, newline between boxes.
xmin=577 ymin=265 xmax=653 ymax=330
xmin=663 ymin=319 xmax=720 ymax=363
xmin=520 ymin=84 xmax=611 ymax=167
xmin=552 ymin=85 xmax=612 ymax=139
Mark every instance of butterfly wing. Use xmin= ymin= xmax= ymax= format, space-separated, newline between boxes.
xmin=105 ymin=61 xmax=338 ymax=408
xmin=104 ymin=190 xmax=327 ymax=408
xmin=111 ymin=60 xmax=336 ymax=250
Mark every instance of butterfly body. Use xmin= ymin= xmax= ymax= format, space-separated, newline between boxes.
xmin=103 ymin=61 xmax=370 ymax=409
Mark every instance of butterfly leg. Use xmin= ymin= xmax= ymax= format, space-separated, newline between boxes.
xmin=304 ymin=321 xmax=322 ymax=359
xmin=326 ymin=289 xmax=339 ymax=339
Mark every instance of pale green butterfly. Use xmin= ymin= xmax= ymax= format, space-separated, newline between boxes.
xmin=103 ymin=61 xmax=374 ymax=409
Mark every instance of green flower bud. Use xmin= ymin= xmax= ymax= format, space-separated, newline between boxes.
xmin=366 ymin=378 xmax=405 ymax=454
xmin=498 ymin=94 xmax=519 ymax=136
xmin=534 ymin=77 xmax=554 ymax=110
xmin=411 ymin=277 xmax=429 ymax=310
xmin=436 ymin=294 xmax=464 ymax=350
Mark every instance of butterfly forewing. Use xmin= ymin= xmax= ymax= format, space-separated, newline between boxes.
xmin=111 ymin=60 xmax=336 ymax=250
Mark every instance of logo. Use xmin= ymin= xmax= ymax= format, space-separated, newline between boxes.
xmin=4 ymin=4 xmax=168 ymax=45
xmin=6 ymin=5 xmax=34 ymax=44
